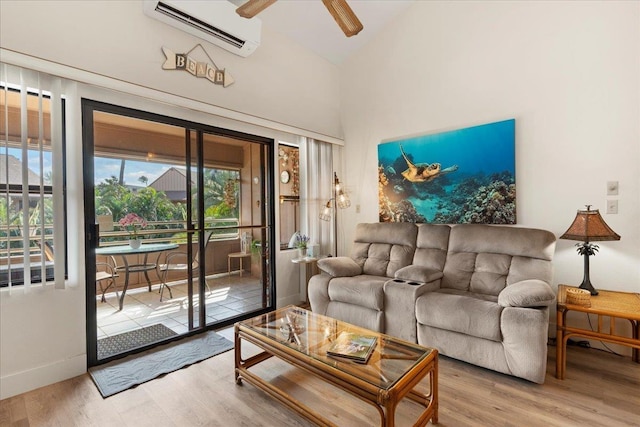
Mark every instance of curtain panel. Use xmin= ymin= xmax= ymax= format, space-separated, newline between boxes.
xmin=304 ymin=138 xmax=335 ymax=256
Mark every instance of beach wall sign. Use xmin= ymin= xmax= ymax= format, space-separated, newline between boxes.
xmin=161 ymin=44 xmax=234 ymax=88
xmin=378 ymin=119 xmax=516 ymax=224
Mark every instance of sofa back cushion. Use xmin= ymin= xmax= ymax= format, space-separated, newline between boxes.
xmin=351 ymin=223 xmax=417 ymax=278
xmin=412 ymin=224 xmax=451 ymax=271
xmin=442 ymin=224 xmax=556 ymax=296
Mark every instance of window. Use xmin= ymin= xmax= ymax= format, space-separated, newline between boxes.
xmin=278 ymin=144 xmax=299 ymax=249
xmin=0 ymin=65 xmax=67 ymax=288
xmin=93 ymin=157 xmax=241 ymax=244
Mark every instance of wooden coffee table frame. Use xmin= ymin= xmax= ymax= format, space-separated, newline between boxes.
xmin=234 ymin=314 xmax=438 ymax=427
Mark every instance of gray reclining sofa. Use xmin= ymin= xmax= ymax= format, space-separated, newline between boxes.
xmin=308 ymin=222 xmax=557 ymax=383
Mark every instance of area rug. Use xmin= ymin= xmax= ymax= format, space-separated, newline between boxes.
xmin=97 ymin=324 xmax=178 ymax=360
xmin=89 ymin=330 xmax=233 ymax=397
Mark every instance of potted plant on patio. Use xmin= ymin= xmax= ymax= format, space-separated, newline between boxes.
xmin=119 ymin=213 xmax=147 ymax=248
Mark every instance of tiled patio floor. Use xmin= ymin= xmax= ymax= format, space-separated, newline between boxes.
xmin=96 ymin=273 xmax=265 ymax=339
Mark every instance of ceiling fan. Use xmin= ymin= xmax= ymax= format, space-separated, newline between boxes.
xmin=236 ymin=0 xmax=364 ymax=37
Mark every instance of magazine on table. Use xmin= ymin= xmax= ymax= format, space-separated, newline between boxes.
xmin=326 ymin=331 xmax=378 ymax=364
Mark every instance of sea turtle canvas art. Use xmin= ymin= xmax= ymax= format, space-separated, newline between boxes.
xmin=378 ymin=119 xmax=516 ymax=224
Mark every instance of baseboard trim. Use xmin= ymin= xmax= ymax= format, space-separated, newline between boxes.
xmin=277 ymin=294 xmax=303 ymax=308
xmin=0 ymin=354 xmax=86 ymax=399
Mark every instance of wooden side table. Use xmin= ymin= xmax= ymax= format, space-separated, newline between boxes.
xmin=228 ymin=252 xmax=251 ymax=277
xmin=556 ymin=284 xmax=640 ymax=379
xmin=291 ymin=257 xmax=318 ymax=303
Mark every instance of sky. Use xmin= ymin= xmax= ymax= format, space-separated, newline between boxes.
xmin=93 ymin=157 xmax=175 ymax=186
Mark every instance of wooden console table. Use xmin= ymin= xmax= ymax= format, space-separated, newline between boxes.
xmin=556 ymin=284 xmax=640 ymax=379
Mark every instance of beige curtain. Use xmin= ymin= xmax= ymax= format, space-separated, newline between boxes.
xmin=303 ymin=138 xmax=335 ymax=256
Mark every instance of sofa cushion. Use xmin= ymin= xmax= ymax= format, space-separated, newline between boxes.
xmin=394 ymin=265 xmax=443 ymax=283
xmin=470 ymin=253 xmax=511 ymax=295
xmin=317 ymin=256 xmax=362 ymax=277
xmin=327 ymin=275 xmax=387 ymax=310
xmin=351 ymin=223 xmax=417 ymax=277
xmin=413 ymin=224 xmax=451 ymax=271
xmin=498 ymin=279 xmax=556 ymax=308
xmin=447 ymin=224 xmax=556 ymax=260
xmin=416 ymin=290 xmax=503 ymax=342
xmin=442 ymin=224 xmax=557 ymax=295
xmin=507 ymin=257 xmax=555 ymax=286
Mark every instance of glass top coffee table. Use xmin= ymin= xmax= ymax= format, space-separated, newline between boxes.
xmin=234 ymin=306 xmax=438 ymax=426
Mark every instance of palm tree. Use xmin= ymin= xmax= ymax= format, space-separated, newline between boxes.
xmin=202 ymin=169 xmax=239 ymax=218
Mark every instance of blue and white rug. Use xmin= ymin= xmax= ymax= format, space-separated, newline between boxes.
xmin=89 ymin=330 xmax=233 ymax=397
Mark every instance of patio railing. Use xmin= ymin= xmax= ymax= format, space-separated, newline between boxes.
xmin=0 ymin=218 xmax=242 ymax=286
xmin=98 ymin=218 xmax=241 ymax=246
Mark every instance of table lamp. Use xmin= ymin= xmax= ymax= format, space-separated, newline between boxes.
xmin=560 ymin=205 xmax=620 ymax=295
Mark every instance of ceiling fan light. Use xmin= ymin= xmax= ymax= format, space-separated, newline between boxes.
xmin=236 ymin=0 xmax=277 ymax=18
xmin=322 ymin=0 xmax=363 ymax=37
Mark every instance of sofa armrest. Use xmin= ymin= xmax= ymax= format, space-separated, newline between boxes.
xmin=394 ymin=265 xmax=443 ymax=284
xmin=317 ymin=257 xmax=362 ymax=277
xmin=498 ymin=279 xmax=556 ymax=308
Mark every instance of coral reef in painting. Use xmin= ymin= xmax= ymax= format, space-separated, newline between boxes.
xmin=377 ymin=119 xmax=516 ymax=224
xmin=379 ymin=166 xmax=427 ymax=223
xmin=379 ymin=164 xmax=515 ymax=224
xmin=432 ymin=173 xmax=516 ymax=224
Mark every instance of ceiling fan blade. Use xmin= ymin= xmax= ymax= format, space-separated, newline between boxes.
xmin=236 ymin=0 xmax=277 ymax=18
xmin=321 ymin=0 xmax=363 ymax=37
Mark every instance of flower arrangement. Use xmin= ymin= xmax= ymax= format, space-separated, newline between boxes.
xmin=118 ymin=213 xmax=147 ymax=239
xmin=294 ymin=232 xmax=310 ymax=250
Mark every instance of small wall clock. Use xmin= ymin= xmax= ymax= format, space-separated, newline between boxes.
xmin=280 ymin=170 xmax=291 ymax=184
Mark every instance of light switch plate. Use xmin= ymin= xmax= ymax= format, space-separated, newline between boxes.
xmin=607 ymin=181 xmax=619 ymax=195
xmin=606 ymin=199 xmax=618 ymax=214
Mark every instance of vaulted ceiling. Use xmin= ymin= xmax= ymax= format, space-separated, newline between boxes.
xmin=230 ymin=0 xmax=415 ymax=64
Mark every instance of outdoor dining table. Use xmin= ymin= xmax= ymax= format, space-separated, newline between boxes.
xmin=96 ymin=243 xmax=179 ymax=311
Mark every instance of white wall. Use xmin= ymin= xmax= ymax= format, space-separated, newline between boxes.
xmin=0 ymin=0 xmax=342 ymax=140
xmin=339 ymin=1 xmax=640 ymax=355
xmin=340 ymin=1 xmax=640 ymax=295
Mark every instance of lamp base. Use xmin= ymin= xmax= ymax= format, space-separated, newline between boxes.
xmin=579 ymin=279 xmax=599 ymax=296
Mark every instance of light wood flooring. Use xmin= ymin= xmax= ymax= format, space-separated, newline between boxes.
xmin=1 ymin=335 xmax=638 ymax=427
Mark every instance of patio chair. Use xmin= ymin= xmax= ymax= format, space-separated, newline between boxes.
xmin=157 ymin=231 xmax=214 ymax=301
xmin=96 ymin=260 xmax=119 ymax=303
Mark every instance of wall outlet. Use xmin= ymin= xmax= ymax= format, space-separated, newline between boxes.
xmin=606 ymin=199 xmax=618 ymax=214
xmin=356 ymin=204 xmax=361 ymax=214
xmin=606 ymin=181 xmax=619 ymax=196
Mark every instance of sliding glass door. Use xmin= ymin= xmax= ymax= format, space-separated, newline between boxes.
xmin=83 ymin=100 xmax=274 ymax=366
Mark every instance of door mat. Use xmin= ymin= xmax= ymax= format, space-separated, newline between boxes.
xmin=97 ymin=323 xmax=178 ymax=360
xmin=90 ymin=330 xmax=233 ymax=397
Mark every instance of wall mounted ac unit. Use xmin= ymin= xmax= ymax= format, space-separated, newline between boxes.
xmin=143 ymin=0 xmax=261 ymax=57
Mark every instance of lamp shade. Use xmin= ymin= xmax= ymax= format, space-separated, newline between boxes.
xmin=319 ymin=201 xmax=332 ymax=221
xmin=334 ymin=172 xmax=351 ymax=209
xmin=560 ymin=206 xmax=620 ymax=242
